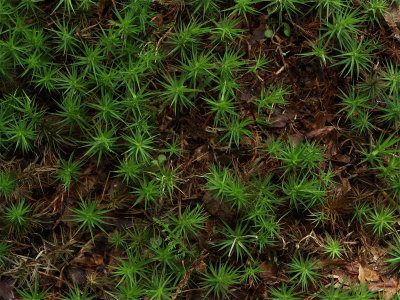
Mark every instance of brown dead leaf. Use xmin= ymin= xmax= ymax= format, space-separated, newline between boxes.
xmin=313 ymin=111 xmax=327 ymax=130
xmin=373 ymin=278 xmax=399 ymax=289
xmin=97 ymin=0 xmax=110 ymax=19
xmin=259 ymin=262 xmax=277 ymax=280
xmin=288 ymin=133 xmax=304 ymax=146
xmin=369 ymin=278 xmax=400 ymax=299
xmin=345 ymin=261 xmax=360 ymax=275
xmin=203 ymin=192 xmax=236 ymax=221
xmin=268 ymin=115 xmax=288 ymax=128
xmin=194 ymin=260 xmax=207 ymax=273
xmin=248 ymin=23 xmax=266 ymax=45
xmin=384 ymin=288 xmax=399 ymax=300
xmin=369 ymin=247 xmax=387 ymax=263
xmin=306 ymin=126 xmax=335 ymax=139
xmin=358 ymin=264 xmax=366 ymax=284
xmin=151 ymin=14 xmax=164 ymax=28
xmin=334 ymin=154 xmax=351 ymax=164
xmin=92 ymin=254 xmax=104 ymax=266
xmin=66 ymin=266 xmax=86 ymax=285
xmin=71 ymin=254 xmax=97 ymax=268
xmin=383 ymin=6 xmax=400 ymax=39
xmin=359 ymin=263 xmax=380 ymax=286
xmin=364 ymin=266 xmax=380 ymax=282
xmin=340 ymin=177 xmax=352 ymax=195
xmin=268 ymin=113 xmax=295 ymax=128
xmin=0 ymin=280 xmax=14 ymax=300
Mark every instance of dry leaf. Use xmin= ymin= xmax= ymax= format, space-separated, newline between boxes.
xmin=0 ymin=280 xmax=14 ymax=300
xmin=258 ymin=262 xmax=277 ymax=280
xmin=306 ymin=126 xmax=335 ymax=139
xmin=345 ymin=261 xmax=360 ymax=275
xmin=383 ymin=6 xmax=400 ymax=38
xmin=363 ymin=266 xmax=380 ymax=282
xmin=359 ymin=264 xmax=366 ymax=284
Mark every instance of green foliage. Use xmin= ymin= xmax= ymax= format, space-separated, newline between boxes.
xmin=247 ymin=55 xmax=270 ymax=74
xmin=322 ymin=9 xmax=363 ymax=48
xmin=287 ymin=255 xmax=321 ymax=291
xmin=333 ymin=39 xmax=376 ymax=78
xmin=254 ymin=85 xmax=289 ymax=114
xmin=380 ymin=95 xmax=400 ymax=128
xmin=18 ymin=280 xmax=50 ymax=300
xmin=114 ymin=282 xmax=143 ymax=300
xmin=108 ymin=230 xmax=127 ymax=249
xmin=324 ymin=236 xmax=344 ymax=259
xmin=312 ymin=0 xmax=344 ymax=19
xmin=69 ymin=199 xmax=110 ymax=236
xmin=362 ymin=0 xmax=388 ymax=25
xmin=201 ymin=262 xmax=241 ymax=299
xmin=227 ymin=0 xmax=260 ymax=20
xmin=350 ymin=284 xmax=378 ymax=299
xmin=360 ymin=134 xmax=399 ymax=166
xmin=0 ymin=0 xmax=398 ymax=298
xmin=357 ymin=73 xmax=386 ymax=100
xmin=6 ymin=119 xmax=37 ymax=153
xmin=55 ymin=154 xmax=83 ymax=191
xmin=73 ymin=44 xmax=104 ymax=79
xmin=385 ymin=237 xmax=400 ymax=272
xmin=272 ymin=141 xmax=325 ymax=175
xmin=269 ymin=283 xmax=300 ymax=299
xmin=113 ymin=253 xmax=147 ymax=286
xmin=149 ymin=242 xmax=181 ymax=273
xmin=88 ymin=95 xmax=122 ymax=125
xmin=216 ymin=221 xmax=255 ymax=261
xmin=350 ymin=110 xmax=375 ymax=134
xmin=264 ymin=0 xmax=302 ymax=21
xmin=211 ymin=16 xmax=244 ymax=43
xmin=309 ymin=210 xmax=329 ymax=226
xmin=205 ymin=95 xmax=237 ymax=125
xmin=205 ymin=165 xmax=251 ymax=210
xmin=338 ymin=88 xmax=371 ymax=120
xmin=220 ymin=117 xmax=253 ymax=148
xmin=382 ymin=61 xmax=400 ymax=96
xmin=54 ymin=0 xmax=75 ymax=13
xmin=108 ymin=7 xmax=142 ymax=42
xmin=55 ymin=95 xmax=87 ymax=131
xmin=168 ymin=204 xmax=207 ymax=241
xmin=167 ymin=20 xmax=207 ymax=58
xmin=124 ymin=130 xmax=155 ymax=163
xmin=3 ymin=199 xmax=33 ymax=236
xmin=61 ymin=284 xmax=95 ymax=300
xmin=56 ymin=67 xmax=88 ymax=95
xmin=367 ymin=206 xmax=396 ymax=236
xmin=0 ymin=171 xmax=16 ymax=198
xmin=352 ymin=202 xmax=371 ymax=223
xmin=242 ymin=260 xmax=262 ymax=284
xmin=0 ymin=240 xmax=9 ymax=266
xmin=316 ymin=281 xmax=350 ymax=299
xmin=282 ymin=174 xmax=326 ymax=210
xmin=180 ymin=51 xmax=214 ymax=88
xmin=133 ymin=178 xmax=162 ymax=209
xmin=154 ymin=167 xmax=180 ymax=198
xmin=145 ymin=272 xmax=176 ymax=300
xmin=82 ymin=126 xmax=118 ymax=165
xmin=50 ymin=19 xmax=78 ymax=55
xmin=192 ymin=0 xmax=221 ymax=16
xmin=300 ymin=39 xmax=332 ymax=67
xmin=216 ymin=49 xmax=245 ymax=78
xmin=253 ymin=214 xmax=279 ymax=252
xmin=115 ymin=158 xmax=143 ymax=184
xmin=162 ymin=137 xmax=185 ymax=158
xmin=159 ymin=73 xmax=197 ymax=112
